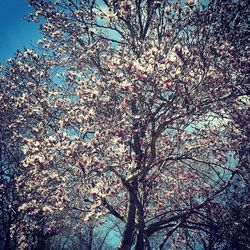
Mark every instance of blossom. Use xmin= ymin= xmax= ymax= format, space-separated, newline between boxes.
xmin=42 ymin=205 xmax=53 ymax=213
xmin=186 ymin=0 xmax=197 ymax=7
xmin=22 ymin=145 xmax=30 ymax=154
xmin=120 ymin=80 xmax=132 ymax=91
xmin=104 ymin=10 xmax=117 ymax=23
xmin=18 ymin=203 xmax=29 ymax=212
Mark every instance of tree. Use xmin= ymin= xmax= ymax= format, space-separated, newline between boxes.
xmin=1 ymin=0 xmax=249 ymax=249
xmin=0 ymin=62 xmax=34 ymax=250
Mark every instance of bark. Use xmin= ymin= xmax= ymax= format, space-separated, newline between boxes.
xmin=36 ymin=238 xmax=46 ymax=250
xmin=88 ymin=225 xmax=93 ymax=250
xmin=135 ymin=224 xmax=145 ymax=250
xmin=118 ymin=191 xmax=136 ymax=250
xmin=3 ymin=215 xmax=11 ymax=250
xmin=144 ymin=237 xmax=152 ymax=250
xmin=3 ymin=228 xmax=10 ymax=250
xmin=135 ymin=202 xmax=145 ymax=250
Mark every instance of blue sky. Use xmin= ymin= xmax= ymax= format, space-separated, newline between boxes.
xmin=0 ymin=0 xmax=41 ymax=63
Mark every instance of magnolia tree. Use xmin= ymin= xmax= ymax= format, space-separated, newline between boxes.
xmin=0 ymin=75 xmax=22 ymax=250
xmin=0 ymin=60 xmax=45 ymax=249
xmin=2 ymin=0 xmax=249 ymax=249
xmin=0 ymin=50 xmax=63 ymax=249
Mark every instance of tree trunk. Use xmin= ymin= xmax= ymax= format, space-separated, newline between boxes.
xmin=135 ymin=226 xmax=145 ymax=250
xmin=135 ymin=203 xmax=145 ymax=250
xmin=118 ymin=192 xmax=136 ymax=250
xmin=3 ymin=229 xmax=10 ymax=250
xmin=3 ymin=215 xmax=11 ymax=250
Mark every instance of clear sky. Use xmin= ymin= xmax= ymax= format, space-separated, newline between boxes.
xmin=0 ymin=0 xmax=41 ymax=64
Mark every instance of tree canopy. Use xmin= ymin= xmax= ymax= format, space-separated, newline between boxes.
xmin=0 ymin=0 xmax=249 ymax=249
